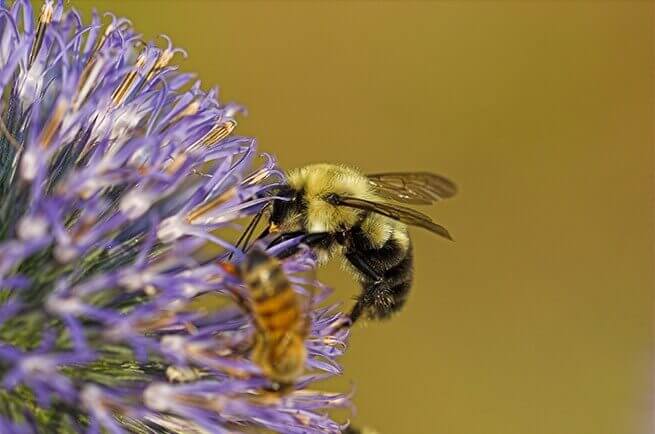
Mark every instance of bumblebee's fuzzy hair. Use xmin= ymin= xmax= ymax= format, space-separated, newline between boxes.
xmin=286 ymin=164 xmax=409 ymax=250
xmin=268 ymin=163 xmax=453 ymax=324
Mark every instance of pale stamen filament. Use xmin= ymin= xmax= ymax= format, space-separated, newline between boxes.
xmin=27 ymin=1 xmax=53 ymax=68
xmin=185 ymin=187 xmax=237 ymax=223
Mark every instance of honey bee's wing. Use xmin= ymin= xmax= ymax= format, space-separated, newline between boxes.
xmin=366 ymin=172 xmax=457 ymax=205
xmin=336 ymin=196 xmax=453 ymax=240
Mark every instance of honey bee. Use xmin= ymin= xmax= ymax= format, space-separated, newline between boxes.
xmin=242 ymin=164 xmax=456 ymax=325
xmin=225 ymin=248 xmax=310 ymax=388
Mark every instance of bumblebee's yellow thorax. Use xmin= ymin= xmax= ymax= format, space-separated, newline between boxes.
xmin=286 ymin=164 xmax=412 ymax=251
xmin=288 ymin=164 xmax=377 ymax=233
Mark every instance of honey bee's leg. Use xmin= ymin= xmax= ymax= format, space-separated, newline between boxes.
xmin=225 ymin=286 xmax=252 ymax=316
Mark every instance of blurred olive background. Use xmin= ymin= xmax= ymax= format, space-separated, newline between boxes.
xmin=71 ymin=1 xmax=653 ymax=433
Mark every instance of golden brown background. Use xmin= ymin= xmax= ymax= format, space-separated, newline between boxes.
xmin=72 ymin=1 xmax=653 ymax=433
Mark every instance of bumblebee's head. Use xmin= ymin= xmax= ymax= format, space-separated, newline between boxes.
xmin=268 ymin=164 xmax=378 ymax=234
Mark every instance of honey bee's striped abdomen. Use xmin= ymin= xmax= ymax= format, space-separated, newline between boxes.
xmin=252 ymin=290 xmax=301 ymax=332
xmin=238 ymin=248 xmax=309 ymax=387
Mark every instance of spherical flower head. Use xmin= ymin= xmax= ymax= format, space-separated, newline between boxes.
xmin=0 ymin=1 xmax=351 ymax=433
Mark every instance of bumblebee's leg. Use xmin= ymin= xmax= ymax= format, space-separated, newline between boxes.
xmin=229 ymin=209 xmax=265 ymax=260
xmin=344 ymin=251 xmax=383 ymax=283
xmin=349 ymin=283 xmax=384 ymax=325
xmin=349 ymin=282 xmax=392 ymax=324
xmin=349 ymin=277 xmax=412 ymax=325
xmin=266 ymin=230 xmax=305 ymax=248
xmin=349 ymin=298 xmax=366 ymax=324
xmin=275 ymin=232 xmax=334 ymax=258
xmin=343 ymin=248 xmax=385 ymax=326
xmin=303 ymin=232 xmax=334 ymax=247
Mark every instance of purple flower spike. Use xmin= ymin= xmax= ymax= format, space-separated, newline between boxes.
xmin=0 ymin=2 xmax=352 ymax=432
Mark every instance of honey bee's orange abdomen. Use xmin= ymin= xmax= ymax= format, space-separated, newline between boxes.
xmin=253 ymin=290 xmax=301 ymax=332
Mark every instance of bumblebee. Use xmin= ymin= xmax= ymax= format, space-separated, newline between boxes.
xmin=226 ymin=248 xmax=310 ymax=388
xmin=246 ymin=164 xmax=456 ymax=325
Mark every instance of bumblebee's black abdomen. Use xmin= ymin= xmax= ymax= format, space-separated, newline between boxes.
xmin=346 ymin=228 xmax=414 ymax=322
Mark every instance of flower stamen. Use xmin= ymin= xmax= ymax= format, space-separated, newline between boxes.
xmin=27 ymin=1 xmax=54 ymax=68
xmin=187 ymin=119 xmax=237 ymax=154
xmin=163 ymin=99 xmax=200 ymax=133
xmin=38 ymin=99 xmax=67 ymax=149
xmin=110 ymin=52 xmax=146 ymax=107
xmin=145 ymin=49 xmax=174 ymax=82
xmin=186 ymin=187 xmax=237 ymax=223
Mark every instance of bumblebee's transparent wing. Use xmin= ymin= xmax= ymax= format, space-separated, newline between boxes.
xmin=334 ymin=195 xmax=452 ymax=240
xmin=367 ymin=172 xmax=457 ymax=205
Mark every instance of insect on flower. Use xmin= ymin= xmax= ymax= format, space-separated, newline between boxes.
xmin=0 ymin=1 xmax=351 ymax=433
xmin=220 ymin=246 xmax=313 ymax=392
xmin=242 ymin=163 xmax=457 ymax=327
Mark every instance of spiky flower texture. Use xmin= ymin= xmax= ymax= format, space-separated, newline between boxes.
xmin=0 ymin=1 xmax=351 ymax=433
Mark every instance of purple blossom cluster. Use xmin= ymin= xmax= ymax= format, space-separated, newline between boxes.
xmin=0 ymin=1 xmax=351 ymax=433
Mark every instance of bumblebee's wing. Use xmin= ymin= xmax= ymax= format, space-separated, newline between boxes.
xmin=366 ymin=172 xmax=457 ymax=205
xmin=335 ymin=195 xmax=453 ymax=240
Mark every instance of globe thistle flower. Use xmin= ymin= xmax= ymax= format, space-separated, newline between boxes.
xmin=0 ymin=1 xmax=351 ymax=433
